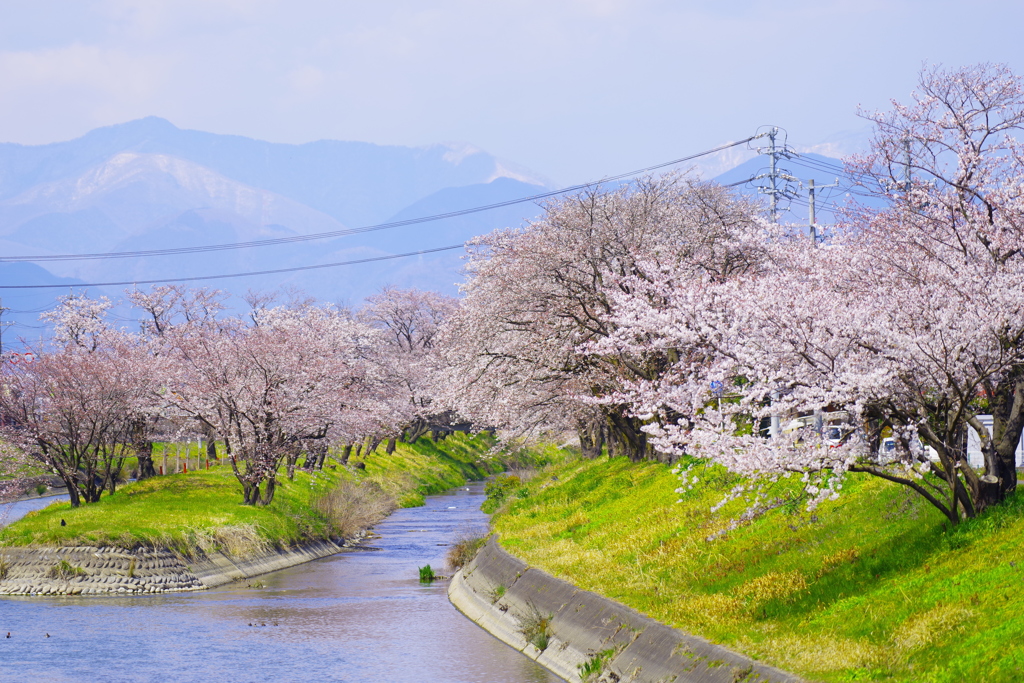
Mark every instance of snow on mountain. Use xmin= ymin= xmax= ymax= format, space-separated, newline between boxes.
xmin=0 ymin=119 xmax=552 ymax=314
xmin=0 ymin=151 xmax=347 ymax=251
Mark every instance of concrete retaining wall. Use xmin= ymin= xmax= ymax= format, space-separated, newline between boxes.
xmin=449 ymin=537 xmax=801 ymax=683
xmin=0 ymin=538 xmax=351 ymax=596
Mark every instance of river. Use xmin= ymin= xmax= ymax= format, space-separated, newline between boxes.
xmin=0 ymin=482 xmax=560 ymax=683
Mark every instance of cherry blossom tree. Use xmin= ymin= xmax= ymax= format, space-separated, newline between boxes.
xmin=40 ymin=291 xmax=112 ymax=351
xmin=591 ymin=63 xmax=1024 ymax=523
xmin=158 ymin=303 xmax=381 ymax=505
xmin=360 ymin=286 xmax=460 ymax=448
xmin=847 ymin=62 xmax=1024 ymax=511
xmin=0 ymin=332 xmax=154 ymax=507
xmin=439 ymin=174 xmax=760 ymax=459
xmin=125 ymin=285 xmax=231 ymax=477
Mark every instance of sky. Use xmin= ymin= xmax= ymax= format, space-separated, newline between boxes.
xmin=0 ymin=0 xmax=1022 ymax=185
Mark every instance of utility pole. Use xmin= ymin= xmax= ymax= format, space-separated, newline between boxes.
xmin=807 ymin=177 xmax=840 ymax=244
xmin=755 ymin=127 xmax=798 ymax=224
xmin=0 ymin=299 xmax=13 ymax=356
xmin=754 ymin=127 xmax=795 ymax=439
xmin=902 ymin=138 xmax=912 ymax=194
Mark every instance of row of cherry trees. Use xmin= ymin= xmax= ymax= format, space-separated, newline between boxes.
xmin=594 ymin=63 xmax=1024 ymax=524
xmin=437 ymin=174 xmax=762 ymax=461
xmin=5 ymin=63 xmax=1019 ymax=525
xmin=441 ymin=63 xmax=1024 ymax=524
xmin=0 ymin=285 xmax=458 ymax=507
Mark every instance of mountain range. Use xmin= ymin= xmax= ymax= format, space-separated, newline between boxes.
xmin=0 ymin=118 xmax=856 ymax=343
xmin=0 ymin=117 xmax=555 ymax=337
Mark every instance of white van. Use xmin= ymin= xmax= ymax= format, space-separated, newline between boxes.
xmin=966 ymin=416 xmax=1024 ymax=468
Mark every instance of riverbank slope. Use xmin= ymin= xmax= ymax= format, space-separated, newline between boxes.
xmin=488 ymin=456 xmax=1024 ymax=683
xmin=450 ymin=536 xmax=800 ymax=683
xmin=0 ymin=434 xmax=521 ymax=595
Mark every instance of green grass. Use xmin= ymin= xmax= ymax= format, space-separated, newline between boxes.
xmin=352 ymin=432 xmax=506 ymax=506
xmin=492 ymin=456 xmax=1024 ymax=682
xmin=0 ymin=466 xmax=338 ymax=550
xmin=0 ymin=433 xmax=514 ymax=552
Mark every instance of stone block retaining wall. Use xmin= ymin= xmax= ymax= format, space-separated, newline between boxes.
xmin=0 ymin=537 xmax=354 ymax=596
xmin=449 ymin=537 xmax=802 ymax=683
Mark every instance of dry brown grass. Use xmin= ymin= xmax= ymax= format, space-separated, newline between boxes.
xmin=184 ymin=523 xmax=272 ymax=559
xmin=446 ymin=531 xmax=488 ymax=571
xmin=735 ymin=570 xmax=808 ymax=611
xmin=314 ymin=479 xmax=397 ymax=539
xmin=763 ymin=634 xmax=889 ymax=673
xmin=893 ymin=603 xmax=975 ymax=653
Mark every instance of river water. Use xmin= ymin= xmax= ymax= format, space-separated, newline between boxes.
xmin=0 ymin=482 xmax=560 ymax=683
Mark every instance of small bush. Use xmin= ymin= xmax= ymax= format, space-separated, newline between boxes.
xmin=579 ymin=648 xmax=617 ymax=682
xmin=482 ymin=473 xmax=527 ymax=513
xmin=419 ymin=564 xmax=436 ymax=583
xmin=817 ymin=547 xmax=860 ymax=577
xmin=216 ymin=524 xmax=270 ymax=558
xmin=488 ymin=584 xmax=507 ymax=603
xmin=0 ymin=555 xmax=9 ymax=580
xmin=35 ymin=484 xmax=47 ymax=495
xmin=517 ymin=604 xmax=553 ymax=651
xmin=314 ymin=479 xmax=397 ymax=538
xmin=48 ymin=559 xmax=86 ymax=581
xmin=446 ymin=532 xmax=488 ymax=571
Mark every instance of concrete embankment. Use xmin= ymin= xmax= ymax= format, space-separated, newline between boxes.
xmin=449 ymin=537 xmax=801 ymax=683
xmin=0 ymin=537 xmax=358 ymax=596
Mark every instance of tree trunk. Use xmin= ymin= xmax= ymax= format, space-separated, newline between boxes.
xmin=605 ymin=409 xmax=653 ymax=462
xmin=136 ymin=441 xmax=157 ymax=480
xmin=989 ymin=371 xmax=1024 ymax=502
xmin=131 ymin=418 xmax=157 ymax=480
xmin=259 ymin=476 xmax=277 ymax=506
xmin=385 ymin=437 xmax=397 ymax=455
xmin=285 ymin=443 xmax=301 ymax=481
xmin=968 ymin=410 xmax=1019 ymax=514
xmin=242 ymin=481 xmax=260 ymax=506
xmin=302 ymin=441 xmax=327 ymax=470
xmin=59 ymin=471 xmax=81 ymax=508
xmin=404 ymin=418 xmax=430 ymax=444
xmin=339 ymin=443 xmax=353 ymax=465
xmin=577 ymin=419 xmax=604 ymax=459
xmin=976 ymin=474 xmax=1002 ymax=511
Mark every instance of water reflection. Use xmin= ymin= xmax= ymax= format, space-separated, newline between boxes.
xmin=0 ymin=482 xmax=559 ymax=683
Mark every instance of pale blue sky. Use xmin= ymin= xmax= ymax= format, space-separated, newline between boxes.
xmin=0 ymin=0 xmax=1021 ymax=184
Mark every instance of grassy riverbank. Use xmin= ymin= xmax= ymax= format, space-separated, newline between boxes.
xmin=0 ymin=433 xmax=511 ymax=551
xmin=491 ymin=456 xmax=1024 ymax=683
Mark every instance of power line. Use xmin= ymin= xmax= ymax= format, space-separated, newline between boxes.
xmin=0 ymin=244 xmax=466 ymax=290
xmin=0 ymin=137 xmax=757 ymax=264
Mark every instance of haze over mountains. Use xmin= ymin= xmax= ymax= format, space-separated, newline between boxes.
xmin=0 ymin=117 xmax=557 ymax=339
xmin=0 ymin=117 xmax=852 ymax=344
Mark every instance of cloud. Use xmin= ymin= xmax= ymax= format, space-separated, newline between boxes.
xmin=0 ymin=0 xmax=1020 ymax=184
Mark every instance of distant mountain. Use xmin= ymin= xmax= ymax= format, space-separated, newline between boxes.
xmin=0 ymin=150 xmax=346 ymax=259
xmin=0 ymin=117 xmax=551 ymax=227
xmin=0 ymin=119 xmax=553 ymax=316
xmin=288 ymin=177 xmax=549 ymax=299
xmin=0 ymin=119 xmax=876 ymax=341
